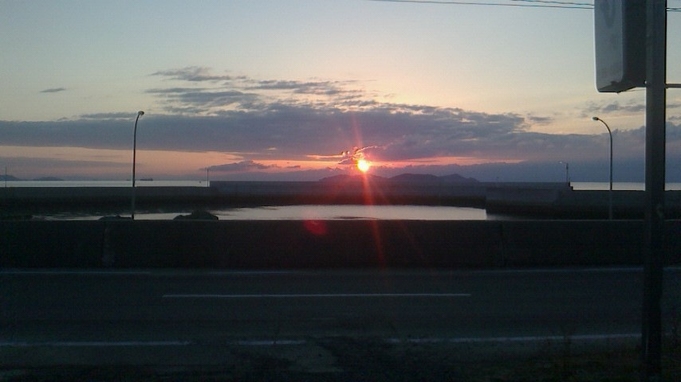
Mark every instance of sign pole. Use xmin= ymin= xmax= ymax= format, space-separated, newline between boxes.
xmin=642 ymin=0 xmax=666 ymax=380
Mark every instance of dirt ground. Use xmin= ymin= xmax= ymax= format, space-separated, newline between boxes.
xmin=2 ymin=335 xmax=680 ymax=382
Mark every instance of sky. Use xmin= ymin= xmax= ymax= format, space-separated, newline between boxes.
xmin=2 ymin=0 xmax=681 ymax=183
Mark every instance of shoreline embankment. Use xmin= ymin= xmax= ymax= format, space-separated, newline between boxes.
xmin=2 ymin=181 xmax=681 ymax=270
xmin=2 ymin=180 xmax=681 ymax=219
xmin=1 ymin=220 xmax=680 ymax=269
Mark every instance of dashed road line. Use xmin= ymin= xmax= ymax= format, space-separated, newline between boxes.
xmin=162 ymin=293 xmax=471 ymax=299
xmin=0 ymin=334 xmax=640 ymax=348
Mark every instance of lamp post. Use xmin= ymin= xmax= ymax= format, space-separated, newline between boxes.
xmin=592 ymin=116 xmax=613 ymax=220
xmin=559 ymin=161 xmax=570 ymax=184
xmin=131 ymin=111 xmax=144 ymax=220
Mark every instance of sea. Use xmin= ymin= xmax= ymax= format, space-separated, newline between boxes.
xmin=1 ymin=180 xmax=208 ymax=188
xmin=6 ymin=179 xmax=681 ymax=191
xmin=39 ymin=205 xmax=488 ymax=221
xmin=4 ymin=180 xmax=680 ymax=221
xmin=571 ymin=182 xmax=681 ymax=191
xmin=5 ymin=180 xmax=680 ymax=190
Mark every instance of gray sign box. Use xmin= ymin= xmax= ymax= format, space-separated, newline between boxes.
xmin=594 ymin=0 xmax=646 ymax=93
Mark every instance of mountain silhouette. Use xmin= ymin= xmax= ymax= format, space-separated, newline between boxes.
xmin=319 ymin=173 xmax=478 ymax=183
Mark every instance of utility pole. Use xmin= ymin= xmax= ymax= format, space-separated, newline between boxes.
xmin=641 ymin=0 xmax=666 ymax=380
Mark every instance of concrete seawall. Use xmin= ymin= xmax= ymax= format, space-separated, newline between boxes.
xmin=0 ymin=180 xmax=488 ymax=213
xmin=3 ymin=181 xmax=681 ymax=219
xmin=2 ymin=220 xmax=679 ymax=269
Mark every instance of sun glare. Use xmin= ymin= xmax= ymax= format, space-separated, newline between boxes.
xmin=357 ymin=158 xmax=371 ymax=173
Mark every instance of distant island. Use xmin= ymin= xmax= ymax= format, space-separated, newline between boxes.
xmin=319 ymin=173 xmax=479 ymax=184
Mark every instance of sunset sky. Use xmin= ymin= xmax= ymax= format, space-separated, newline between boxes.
xmin=2 ymin=0 xmax=681 ymax=182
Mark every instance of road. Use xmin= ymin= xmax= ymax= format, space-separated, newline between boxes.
xmin=1 ymin=267 xmax=680 ymax=370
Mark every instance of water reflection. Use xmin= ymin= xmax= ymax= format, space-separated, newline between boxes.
xmin=41 ymin=205 xmax=487 ymax=221
xmin=210 ymin=205 xmax=487 ymax=221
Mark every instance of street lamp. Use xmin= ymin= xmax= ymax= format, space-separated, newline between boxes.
xmin=592 ymin=116 xmax=613 ymax=220
xmin=559 ymin=161 xmax=570 ymax=185
xmin=131 ymin=111 xmax=144 ymax=220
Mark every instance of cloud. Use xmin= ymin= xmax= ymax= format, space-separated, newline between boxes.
xmin=668 ymin=101 xmax=681 ymax=110
xmin=2 ymin=100 xmax=677 ymax=166
xmin=0 ymin=155 xmax=129 ymax=180
xmin=148 ymin=67 xmax=370 ymax=115
xmin=208 ymin=160 xmax=275 ymax=173
xmin=338 ymin=145 xmax=379 ymax=164
xmin=40 ymin=87 xmax=67 ymax=93
xmin=151 ymin=66 xmax=234 ymax=82
xmin=581 ymin=100 xmax=646 ymax=117
xmin=80 ymin=112 xmax=141 ymax=120
xmin=6 ymin=67 xmax=681 ymax=181
xmin=525 ymin=114 xmax=553 ymax=125
xmin=248 ymin=79 xmax=363 ymax=97
xmin=145 ymin=87 xmax=260 ymax=112
xmin=579 ymin=99 xmax=681 ymax=127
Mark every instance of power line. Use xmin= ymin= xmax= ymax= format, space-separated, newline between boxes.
xmin=369 ymin=0 xmax=681 ymax=12
xmin=367 ymin=0 xmax=592 ymax=10
xmin=511 ymin=0 xmax=592 ymax=7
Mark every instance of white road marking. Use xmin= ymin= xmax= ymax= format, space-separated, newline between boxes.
xmin=465 ymin=266 xmax=681 ymax=275
xmin=0 ymin=340 xmax=306 ymax=348
xmin=0 ymin=341 xmax=191 ymax=347
xmin=0 ymin=270 xmax=151 ymax=276
xmin=162 ymin=293 xmax=471 ymax=298
xmin=2 ymin=266 xmax=678 ymax=277
xmin=235 ymin=340 xmax=307 ymax=346
xmin=0 ymin=334 xmax=640 ymax=348
xmin=205 ymin=271 xmax=306 ymax=275
xmin=387 ymin=333 xmax=641 ymax=344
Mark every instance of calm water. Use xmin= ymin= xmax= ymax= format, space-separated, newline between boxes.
xmin=571 ymin=182 xmax=681 ymax=190
xmin=13 ymin=181 xmax=681 ymax=221
xmin=5 ymin=180 xmax=487 ymax=220
xmin=39 ymin=205 xmax=488 ymax=221
xmin=2 ymin=180 xmax=208 ymax=187
xmin=6 ymin=180 xmax=681 ymax=190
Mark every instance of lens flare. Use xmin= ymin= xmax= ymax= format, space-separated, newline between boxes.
xmin=357 ymin=158 xmax=371 ymax=173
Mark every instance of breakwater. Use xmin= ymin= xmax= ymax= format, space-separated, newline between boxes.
xmin=4 ymin=180 xmax=681 ymax=218
xmin=0 ymin=180 xmax=487 ymax=214
xmin=1 ymin=220 xmax=680 ymax=269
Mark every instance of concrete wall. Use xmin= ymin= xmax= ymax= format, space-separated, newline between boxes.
xmin=5 ymin=182 xmax=680 ymax=219
xmin=1 ymin=220 xmax=679 ymax=269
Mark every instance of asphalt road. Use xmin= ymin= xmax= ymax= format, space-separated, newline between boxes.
xmin=1 ymin=267 xmax=680 ymax=370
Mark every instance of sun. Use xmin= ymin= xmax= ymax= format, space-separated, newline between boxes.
xmin=357 ymin=158 xmax=371 ymax=173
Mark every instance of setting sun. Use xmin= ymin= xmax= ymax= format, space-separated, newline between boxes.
xmin=357 ymin=158 xmax=371 ymax=173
